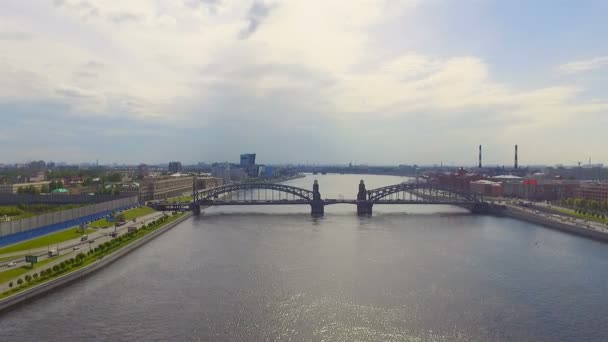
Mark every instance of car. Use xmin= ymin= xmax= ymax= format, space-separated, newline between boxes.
xmin=73 ymin=246 xmax=80 ymax=250
xmin=7 ymin=262 xmax=17 ymax=267
xmin=89 ymin=240 xmax=95 ymax=244
xmin=110 ymin=232 xmax=118 ymax=238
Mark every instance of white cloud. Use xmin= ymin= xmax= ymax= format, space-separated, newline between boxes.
xmin=1 ymin=0 xmax=607 ymax=163
xmin=558 ymin=56 xmax=608 ymax=73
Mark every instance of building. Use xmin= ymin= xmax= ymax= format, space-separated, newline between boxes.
xmin=68 ymin=184 xmax=101 ymax=195
xmin=230 ymin=168 xmax=248 ymax=182
xmin=573 ymin=182 xmax=608 ymax=202
xmin=240 ymin=153 xmax=258 ymax=177
xmin=211 ymin=164 xmax=231 ymax=185
xmin=139 ymin=175 xmax=194 ymax=202
xmin=502 ymin=179 xmax=580 ymax=201
xmin=168 ymin=161 xmax=183 ymax=174
xmin=240 ymin=154 xmax=256 ymax=168
xmin=194 ymin=176 xmax=222 ymax=190
xmin=257 ymin=165 xmax=274 ymax=178
xmin=433 ymin=169 xmax=482 ymax=192
xmin=0 ymin=181 xmax=52 ymax=194
xmin=470 ymin=180 xmax=503 ymax=197
xmin=137 ymin=164 xmax=149 ymax=178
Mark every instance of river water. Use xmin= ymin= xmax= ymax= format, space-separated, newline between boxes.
xmin=1 ymin=174 xmax=607 ymax=341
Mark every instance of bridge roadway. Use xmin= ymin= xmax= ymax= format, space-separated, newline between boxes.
xmin=171 ymin=199 xmax=474 ymax=206
xmin=151 ymin=179 xmax=490 ymax=216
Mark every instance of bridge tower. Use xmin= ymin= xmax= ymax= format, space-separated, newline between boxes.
xmin=356 ymin=180 xmax=373 ymax=216
xmin=310 ymin=180 xmax=324 ymax=216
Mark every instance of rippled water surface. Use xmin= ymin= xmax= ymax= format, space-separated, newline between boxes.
xmin=1 ymin=174 xmax=608 ymax=341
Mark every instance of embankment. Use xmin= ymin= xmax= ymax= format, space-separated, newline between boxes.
xmin=501 ymin=206 xmax=608 ymax=242
xmin=0 ymin=212 xmax=192 ymax=314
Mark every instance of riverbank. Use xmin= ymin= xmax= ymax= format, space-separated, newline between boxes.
xmin=501 ymin=205 xmax=608 ymax=242
xmin=0 ymin=212 xmax=192 ymax=314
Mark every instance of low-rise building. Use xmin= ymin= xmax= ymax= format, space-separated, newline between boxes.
xmin=139 ymin=175 xmax=194 ymax=202
xmin=470 ymin=180 xmax=503 ymax=197
xmin=194 ymin=176 xmax=222 ymax=190
xmin=0 ymin=181 xmax=52 ymax=194
xmin=573 ymin=182 xmax=608 ymax=202
xmin=502 ymin=179 xmax=579 ymax=201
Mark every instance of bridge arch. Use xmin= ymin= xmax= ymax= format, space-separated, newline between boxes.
xmin=194 ymin=183 xmax=316 ymax=202
xmin=366 ymin=182 xmax=480 ymax=203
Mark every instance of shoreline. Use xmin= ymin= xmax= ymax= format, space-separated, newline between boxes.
xmin=499 ymin=206 xmax=608 ymax=243
xmin=0 ymin=212 xmax=192 ymax=314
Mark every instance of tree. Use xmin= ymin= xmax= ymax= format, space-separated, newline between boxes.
xmin=116 ymin=213 xmax=126 ymax=223
xmin=40 ymin=184 xmax=50 ymax=193
xmin=17 ymin=185 xmax=40 ymax=195
xmin=33 ymin=273 xmax=39 ymax=280
xmin=8 ymin=282 xmax=13 ymax=288
xmin=17 ymin=278 xmax=23 ymax=286
xmin=108 ymin=173 xmax=122 ymax=182
xmin=24 ymin=275 xmax=32 ymax=283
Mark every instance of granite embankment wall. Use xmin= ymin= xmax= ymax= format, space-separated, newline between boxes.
xmin=502 ymin=206 xmax=608 ymax=242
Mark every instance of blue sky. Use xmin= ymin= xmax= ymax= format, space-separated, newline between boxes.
xmin=0 ymin=0 xmax=607 ymax=166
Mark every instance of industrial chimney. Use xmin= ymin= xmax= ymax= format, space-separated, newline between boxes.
xmin=478 ymin=145 xmax=482 ymax=169
xmin=514 ymin=145 xmax=518 ymax=169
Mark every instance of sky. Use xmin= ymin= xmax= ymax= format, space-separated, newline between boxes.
xmin=1 ymin=0 xmax=607 ymax=166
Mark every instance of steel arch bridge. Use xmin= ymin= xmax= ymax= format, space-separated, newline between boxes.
xmin=193 ymin=183 xmax=316 ymax=202
xmin=366 ymin=182 xmax=480 ymax=203
xmin=157 ymin=179 xmax=489 ymax=217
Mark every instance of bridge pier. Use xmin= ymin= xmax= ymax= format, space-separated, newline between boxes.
xmin=357 ymin=201 xmax=373 ymax=216
xmin=191 ymin=204 xmax=201 ymax=216
xmin=310 ymin=201 xmax=325 ymax=217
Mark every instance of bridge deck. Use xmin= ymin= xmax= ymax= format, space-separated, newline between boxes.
xmin=189 ymin=199 xmax=477 ymax=205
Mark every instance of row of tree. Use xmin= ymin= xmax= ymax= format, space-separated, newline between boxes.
xmin=7 ymin=253 xmax=87 ymax=290
xmin=560 ymin=198 xmax=608 ymax=215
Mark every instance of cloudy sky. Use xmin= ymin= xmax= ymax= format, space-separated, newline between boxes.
xmin=1 ymin=0 xmax=607 ymax=166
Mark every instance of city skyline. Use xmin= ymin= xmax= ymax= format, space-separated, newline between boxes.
xmin=1 ymin=1 xmax=607 ymax=165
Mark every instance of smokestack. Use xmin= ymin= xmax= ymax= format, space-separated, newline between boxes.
xmin=478 ymin=145 xmax=482 ymax=169
xmin=514 ymin=145 xmax=518 ymax=169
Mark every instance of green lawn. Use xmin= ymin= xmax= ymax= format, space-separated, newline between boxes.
xmin=89 ymin=206 xmax=156 ymax=228
xmin=551 ymin=207 xmax=608 ymax=224
xmin=167 ymin=195 xmax=192 ymax=203
xmin=0 ymin=257 xmax=57 ymax=283
xmin=0 ymin=228 xmax=95 ymax=255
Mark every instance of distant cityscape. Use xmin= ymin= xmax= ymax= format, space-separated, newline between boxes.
xmin=1 ymin=146 xmax=607 ymax=212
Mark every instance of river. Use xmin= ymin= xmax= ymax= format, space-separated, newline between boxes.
xmin=1 ymin=174 xmax=607 ymax=341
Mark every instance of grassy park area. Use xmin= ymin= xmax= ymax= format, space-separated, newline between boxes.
xmin=0 ymin=228 xmax=95 ymax=255
xmin=89 ymin=206 xmax=156 ymax=228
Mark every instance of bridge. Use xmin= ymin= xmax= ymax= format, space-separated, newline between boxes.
xmin=151 ymin=180 xmax=488 ymax=216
